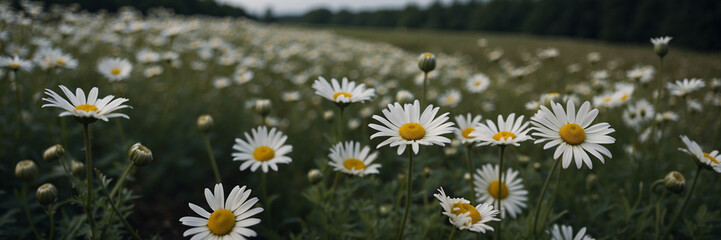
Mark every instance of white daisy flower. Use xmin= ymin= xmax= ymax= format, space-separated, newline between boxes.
xmin=531 ymin=100 xmax=615 ymax=169
xmin=626 ymin=65 xmax=655 ymax=84
xmin=474 ymin=164 xmax=528 ymax=219
xmin=136 ymin=49 xmax=160 ymax=63
xmin=548 ymin=224 xmax=594 ymax=240
xmin=592 ymin=92 xmax=621 ymax=109
xmin=466 ymin=73 xmax=490 ymax=93
xmin=180 ymin=183 xmax=263 ymax=240
xmin=666 ymin=78 xmax=705 ymax=97
xmin=622 ymin=99 xmax=655 ymax=130
xmin=328 ymin=141 xmax=381 ymax=176
xmin=232 ymin=126 xmax=293 ymax=173
xmin=613 ymin=83 xmax=635 ymax=104
xmin=650 ymin=36 xmax=672 ymax=46
xmin=470 ymin=113 xmax=533 ymax=147
xmin=312 ymin=76 xmax=375 ymax=104
xmin=434 ymin=187 xmax=499 ymax=233
xmin=0 ymin=55 xmax=33 ymax=71
xmin=42 ymin=85 xmax=131 ymax=122
xmin=97 ymin=57 xmax=132 ymax=81
xmin=679 ymin=135 xmax=721 ymax=173
xmin=369 ymin=100 xmax=454 ymax=155
xmin=438 ymin=89 xmax=462 ymax=107
xmin=454 ymin=113 xmax=483 ymax=144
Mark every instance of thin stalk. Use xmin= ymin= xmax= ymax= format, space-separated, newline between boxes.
xmin=46 ymin=207 xmax=55 ymax=240
xmin=110 ymin=163 xmax=135 ymax=198
xmin=543 ymin=162 xmax=564 ymax=225
xmin=261 ymin=173 xmax=272 ymax=229
xmin=661 ymin=165 xmax=702 ymax=237
xmin=465 ymin=144 xmax=476 ymax=201
xmin=95 ymin=169 xmax=142 ymax=240
xmin=82 ymin=123 xmax=97 ymax=240
xmin=21 ymin=184 xmax=42 ymax=240
xmin=496 ymin=146 xmax=505 ymax=240
xmin=396 ymin=150 xmax=414 ymax=240
xmin=13 ymin=70 xmax=22 ymax=141
xmin=421 ymin=72 xmax=428 ymax=105
xmin=328 ymin=172 xmax=341 ymax=202
xmin=531 ymin=158 xmax=562 ymax=239
xmin=204 ymin=135 xmax=222 ymax=183
xmin=338 ymin=106 xmax=345 ymax=141
xmin=654 ymin=191 xmax=668 ymax=240
xmin=448 ymin=227 xmax=457 ymax=240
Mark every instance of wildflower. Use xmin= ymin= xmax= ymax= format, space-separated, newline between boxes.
xmin=180 ymin=183 xmax=263 ymax=239
xmin=42 ymin=85 xmax=131 ymax=122
xmin=434 ymin=187 xmax=499 ymax=232
xmin=454 ymin=113 xmax=483 ymax=144
xmin=679 ymin=135 xmax=721 ymax=173
xmin=232 ymin=126 xmax=292 ymax=173
xmin=548 ymin=224 xmax=595 ymax=240
xmin=474 ymin=164 xmax=528 ymax=218
xmin=470 ymin=113 xmax=533 ymax=147
xmin=97 ymin=58 xmax=132 ymax=81
xmin=369 ymin=100 xmax=454 ymax=155
xmin=328 ymin=141 xmax=381 ymax=176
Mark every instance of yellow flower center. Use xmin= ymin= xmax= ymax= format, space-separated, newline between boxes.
xmin=451 ymin=202 xmax=481 ymax=224
xmin=399 ymin=123 xmax=425 ymax=140
xmin=492 ymin=131 xmax=516 ymax=141
xmin=9 ymin=63 xmax=20 ymax=68
xmin=253 ymin=146 xmax=275 ymax=162
xmin=559 ymin=123 xmax=586 ymax=145
xmin=621 ymin=94 xmax=629 ymax=101
xmin=488 ymin=180 xmax=509 ymax=199
xmin=74 ymin=104 xmax=98 ymax=112
xmin=56 ymin=59 xmax=66 ymax=66
xmin=332 ymin=92 xmax=352 ymax=100
xmin=462 ymin=127 xmax=475 ymax=139
xmin=603 ymin=97 xmax=611 ymax=103
xmin=474 ymin=81 xmax=482 ymax=86
xmin=111 ymin=67 xmax=121 ymax=75
xmin=343 ymin=158 xmax=366 ymax=170
xmin=423 ymin=53 xmax=433 ymax=57
xmin=703 ymin=152 xmax=719 ymax=164
xmin=207 ymin=209 xmax=235 ymax=236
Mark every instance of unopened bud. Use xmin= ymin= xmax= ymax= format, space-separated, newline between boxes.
xmin=586 ymin=173 xmax=598 ymax=190
xmin=463 ymin=173 xmax=471 ymax=182
xmin=43 ymin=144 xmax=65 ymax=162
xmin=423 ymin=167 xmax=431 ymax=178
xmin=323 ymin=110 xmax=334 ymax=122
xmin=664 ymin=171 xmax=685 ymax=194
xmin=255 ymin=99 xmax=272 ymax=117
xmin=71 ymin=160 xmax=84 ymax=175
xmin=418 ymin=52 xmax=436 ymax=73
xmin=380 ymin=204 xmax=392 ymax=216
xmin=129 ymin=143 xmax=153 ymax=166
xmin=197 ymin=114 xmax=214 ymax=133
xmin=36 ymin=183 xmax=58 ymax=205
xmin=15 ymin=160 xmax=38 ymax=182
xmin=308 ymin=169 xmax=323 ymax=185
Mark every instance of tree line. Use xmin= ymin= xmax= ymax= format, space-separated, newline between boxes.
xmin=298 ymin=0 xmax=721 ymax=51
xmin=27 ymin=0 xmax=252 ymax=18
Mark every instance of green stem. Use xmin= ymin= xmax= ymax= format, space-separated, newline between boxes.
xmin=95 ymin=169 xmax=142 ymax=240
xmin=21 ymin=184 xmax=42 ymax=240
xmin=338 ymin=106 xmax=345 ymax=141
xmin=328 ymin=172 xmax=341 ymax=202
xmin=543 ymin=163 xmax=563 ymax=223
xmin=396 ymin=150 xmax=414 ymax=240
xmin=496 ymin=146 xmax=505 ymax=240
xmin=531 ymin=158 xmax=562 ymax=239
xmin=654 ymin=191 xmax=668 ymax=240
xmin=661 ymin=165 xmax=702 ymax=237
xmin=82 ymin=123 xmax=97 ymax=240
xmin=262 ymin=173 xmax=272 ymax=228
xmin=47 ymin=207 xmax=55 ymax=240
xmin=110 ymin=163 xmax=135 ymax=198
xmin=422 ymin=72 xmax=428 ymax=105
xmin=448 ymin=227 xmax=457 ymax=240
xmin=13 ymin=70 xmax=22 ymax=141
xmin=204 ymin=135 xmax=222 ymax=183
xmin=465 ymin=144 xmax=476 ymax=201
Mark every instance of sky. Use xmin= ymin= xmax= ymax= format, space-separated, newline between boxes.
xmin=217 ymin=0 xmax=454 ymax=16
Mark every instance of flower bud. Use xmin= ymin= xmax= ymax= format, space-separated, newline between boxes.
xmin=197 ymin=114 xmax=214 ymax=133
xmin=43 ymin=144 xmax=65 ymax=162
xmin=71 ymin=160 xmax=84 ymax=175
xmin=463 ymin=173 xmax=471 ymax=182
xmin=322 ymin=110 xmax=334 ymax=122
xmin=379 ymin=204 xmax=392 ymax=216
xmin=129 ymin=143 xmax=153 ymax=166
xmin=586 ymin=173 xmax=598 ymax=190
xmin=650 ymin=36 xmax=672 ymax=58
xmin=423 ymin=167 xmax=431 ymax=178
xmin=36 ymin=183 xmax=58 ymax=205
xmin=255 ymin=99 xmax=272 ymax=117
xmin=15 ymin=160 xmax=38 ymax=182
xmin=417 ymin=52 xmax=436 ymax=73
xmin=307 ymin=169 xmax=323 ymax=185
xmin=664 ymin=171 xmax=685 ymax=194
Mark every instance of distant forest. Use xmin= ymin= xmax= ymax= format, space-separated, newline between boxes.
xmin=30 ymin=0 xmax=252 ymax=18
xmin=296 ymin=0 xmax=721 ymax=51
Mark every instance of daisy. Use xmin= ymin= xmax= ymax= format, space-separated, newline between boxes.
xmin=470 ymin=113 xmax=533 ymax=147
xmin=666 ymin=78 xmax=705 ymax=97
xmin=531 ymin=100 xmax=615 ymax=169
xmin=97 ymin=57 xmax=132 ymax=81
xmin=679 ymin=135 xmax=721 ymax=173
xmin=42 ymin=85 xmax=131 ymax=122
xmin=466 ymin=73 xmax=490 ymax=93
xmin=0 ymin=55 xmax=33 ymax=71
xmin=369 ymin=100 xmax=454 ymax=155
xmin=651 ymin=36 xmax=672 ymax=57
xmin=626 ymin=65 xmax=655 ymax=84
xmin=312 ymin=76 xmax=375 ymax=104
xmin=474 ymin=164 xmax=528 ymax=218
xmin=613 ymin=83 xmax=635 ymax=104
xmin=232 ymin=126 xmax=293 ymax=173
xmin=548 ymin=224 xmax=594 ymax=240
xmin=592 ymin=92 xmax=620 ymax=109
xmin=136 ymin=49 xmax=160 ymax=63
xmin=434 ymin=187 xmax=499 ymax=233
xmin=328 ymin=141 xmax=381 ymax=176
xmin=438 ymin=89 xmax=462 ymax=107
xmin=454 ymin=113 xmax=483 ymax=144
xmin=622 ymin=99 xmax=654 ymax=130
xmin=180 ymin=183 xmax=263 ymax=240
